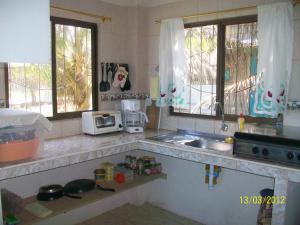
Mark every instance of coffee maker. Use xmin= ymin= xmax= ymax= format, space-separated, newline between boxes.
xmin=121 ymin=100 xmax=149 ymax=133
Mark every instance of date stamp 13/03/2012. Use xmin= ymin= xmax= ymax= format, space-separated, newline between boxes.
xmin=240 ymin=195 xmax=286 ymax=205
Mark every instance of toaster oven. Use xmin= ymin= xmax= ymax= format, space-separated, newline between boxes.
xmin=82 ymin=111 xmax=123 ymax=135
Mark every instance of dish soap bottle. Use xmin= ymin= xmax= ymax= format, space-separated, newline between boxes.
xmin=238 ymin=113 xmax=245 ymax=131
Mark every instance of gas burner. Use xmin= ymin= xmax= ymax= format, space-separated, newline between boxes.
xmin=233 ymin=127 xmax=300 ymax=167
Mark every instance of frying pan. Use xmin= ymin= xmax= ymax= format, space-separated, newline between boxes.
xmin=37 ymin=179 xmax=115 ymax=202
xmin=105 ymin=63 xmax=111 ymax=91
xmin=64 ymin=179 xmax=115 ymax=194
xmin=37 ymin=184 xmax=81 ymax=201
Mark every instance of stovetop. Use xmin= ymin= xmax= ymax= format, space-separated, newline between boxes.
xmin=233 ymin=126 xmax=300 ymax=167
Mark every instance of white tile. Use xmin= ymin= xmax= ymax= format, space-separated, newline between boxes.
xmin=178 ymin=117 xmax=195 ymax=131
xmin=147 ymin=36 xmax=160 ymax=65
xmin=44 ymin=121 xmax=62 ymax=140
xmin=284 ymin=111 xmax=300 ymax=127
xmin=289 ymin=61 xmax=300 ymax=99
xmin=0 ymin=67 xmax=5 ymax=100
xmin=160 ymin=115 xmax=178 ymax=131
xmin=61 ymin=118 xmax=82 ymax=137
xmin=294 ymin=19 xmax=300 ymax=42
xmin=195 ymin=119 xmax=214 ymax=133
xmin=293 ymin=20 xmax=300 ymax=60
xmin=294 ymin=5 xmax=300 ymax=20
xmin=111 ymin=6 xmax=128 ymax=36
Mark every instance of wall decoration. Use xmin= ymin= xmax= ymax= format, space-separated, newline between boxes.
xmin=100 ymin=93 xmax=149 ymax=102
xmin=101 ymin=63 xmax=131 ymax=92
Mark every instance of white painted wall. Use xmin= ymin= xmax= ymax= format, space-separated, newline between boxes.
xmin=146 ymin=152 xmax=274 ymax=225
xmin=0 ymin=149 xmax=276 ymax=225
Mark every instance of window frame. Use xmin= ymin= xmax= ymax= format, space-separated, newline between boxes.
xmin=4 ymin=16 xmax=98 ymax=120
xmin=170 ymin=15 xmax=275 ymax=124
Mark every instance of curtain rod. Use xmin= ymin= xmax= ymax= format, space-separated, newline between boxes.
xmin=51 ymin=5 xmax=112 ymax=22
xmin=155 ymin=0 xmax=300 ymax=24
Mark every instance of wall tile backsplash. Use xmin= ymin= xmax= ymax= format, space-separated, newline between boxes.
xmin=100 ymin=92 xmax=149 ymax=101
xmin=287 ymin=100 xmax=300 ymax=111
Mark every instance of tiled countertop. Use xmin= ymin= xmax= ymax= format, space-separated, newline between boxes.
xmin=0 ymin=129 xmax=297 ymax=225
xmin=1 ymin=129 xmax=300 ymax=183
xmin=0 ymin=130 xmax=167 ymax=181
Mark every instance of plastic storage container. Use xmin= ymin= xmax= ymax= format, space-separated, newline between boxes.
xmin=0 ymin=125 xmax=42 ymax=162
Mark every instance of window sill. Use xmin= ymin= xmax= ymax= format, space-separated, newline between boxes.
xmin=169 ymin=109 xmax=276 ymax=125
xmin=47 ymin=111 xmax=86 ymax=121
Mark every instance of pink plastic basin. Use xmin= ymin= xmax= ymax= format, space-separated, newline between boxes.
xmin=0 ymin=138 xmax=39 ymax=162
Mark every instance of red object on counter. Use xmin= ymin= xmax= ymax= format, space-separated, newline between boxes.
xmin=115 ymin=173 xmax=125 ymax=184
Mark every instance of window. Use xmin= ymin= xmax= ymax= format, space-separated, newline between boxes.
xmin=183 ymin=24 xmax=218 ymax=116
xmin=7 ymin=63 xmax=53 ymax=116
xmin=171 ymin=16 xmax=266 ymax=121
xmin=224 ymin=22 xmax=257 ymax=116
xmin=6 ymin=17 xmax=98 ymax=119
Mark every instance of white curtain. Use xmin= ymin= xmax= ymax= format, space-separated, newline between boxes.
xmin=253 ymin=2 xmax=294 ymax=118
xmin=157 ymin=18 xmax=187 ymax=108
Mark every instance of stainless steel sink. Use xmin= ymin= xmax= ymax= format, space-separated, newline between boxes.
xmin=148 ymin=129 xmax=232 ymax=152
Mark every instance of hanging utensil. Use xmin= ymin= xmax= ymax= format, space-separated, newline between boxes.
xmin=105 ymin=63 xmax=111 ymax=91
xmin=99 ymin=63 xmax=106 ymax=92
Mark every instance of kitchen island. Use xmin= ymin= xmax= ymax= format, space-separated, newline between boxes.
xmin=0 ymin=129 xmax=299 ymax=225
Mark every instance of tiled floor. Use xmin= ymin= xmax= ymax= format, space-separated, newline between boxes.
xmin=78 ymin=203 xmax=204 ymax=225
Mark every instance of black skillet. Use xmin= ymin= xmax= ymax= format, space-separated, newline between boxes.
xmin=37 ymin=179 xmax=115 ymax=202
xmin=64 ymin=179 xmax=115 ymax=194
xmin=37 ymin=184 xmax=81 ymax=201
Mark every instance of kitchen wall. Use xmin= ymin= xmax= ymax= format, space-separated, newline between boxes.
xmin=47 ymin=0 xmax=138 ymax=139
xmin=141 ymin=0 xmax=300 ymax=132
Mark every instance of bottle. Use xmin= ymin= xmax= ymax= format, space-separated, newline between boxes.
xmin=276 ymin=113 xmax=284 ymax=135
xmin=238 ymin=113 xmax=245 ymax=131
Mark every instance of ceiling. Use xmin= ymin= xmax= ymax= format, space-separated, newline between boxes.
xmin=100 ymin=0 xmax=184 ymax=7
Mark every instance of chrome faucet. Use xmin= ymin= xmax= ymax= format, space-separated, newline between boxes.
xmin=215 ymin=102 xmax=228 ymax=132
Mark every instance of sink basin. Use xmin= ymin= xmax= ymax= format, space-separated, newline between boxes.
xmin=184 ymin=139 xmax=232 ymax=151
xmin=148 ymin=130 xmax=232 ymax=152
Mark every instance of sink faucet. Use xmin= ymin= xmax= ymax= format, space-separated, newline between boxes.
xmin=215 ymin=102 xmax=228 ymax=132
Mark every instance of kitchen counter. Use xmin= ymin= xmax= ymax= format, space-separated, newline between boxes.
xmin=0 ymin=130 xmax=168 ymax=181
xmin=0 ymin=129 xmax=299 ymax=225
xmin=0 ymin=129 xmax=300 ymax=182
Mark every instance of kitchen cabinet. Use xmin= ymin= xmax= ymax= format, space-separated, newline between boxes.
xmin=0 ymin=0 xmax=50 ymax=64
